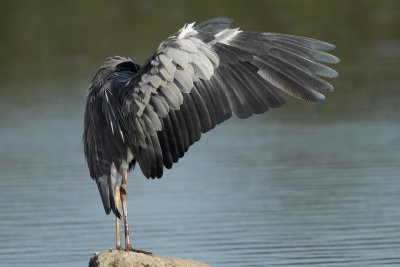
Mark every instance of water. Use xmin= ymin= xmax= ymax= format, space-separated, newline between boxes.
xmin=1 ymin=1 xmax=400 ymax=266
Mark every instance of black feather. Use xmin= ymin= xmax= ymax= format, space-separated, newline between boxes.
xmin=181 ymin=93 xmax=202 ymax=143
xmin=168 ymin=110 xmax=186 ymax=157
xmin=190 ymin=87 xmax=212 ymax=132
xmin=194 ymin=80 xmax=218 ymax=128
xmin=162 ymin=114 xmax=180 ymax=163
xmin=173 ymin=109 xmax=190 ymax=151
xmin=157 ymin=120 xmax=173 ymax=169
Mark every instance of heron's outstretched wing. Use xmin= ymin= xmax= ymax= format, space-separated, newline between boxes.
xmin=121 ymin=17 xmax=339 ymax=178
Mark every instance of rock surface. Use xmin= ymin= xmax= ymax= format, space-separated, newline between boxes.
xmin=88 ymin=249 xmax=210 ymax=267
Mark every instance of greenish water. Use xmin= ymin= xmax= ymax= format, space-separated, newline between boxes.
xmin=0 ymin=1 xmax=399 ymax=266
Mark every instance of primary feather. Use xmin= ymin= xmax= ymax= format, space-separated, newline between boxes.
xmin=83 ymin=17 xmax=339 ymax=216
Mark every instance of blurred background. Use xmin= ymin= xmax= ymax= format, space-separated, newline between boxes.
xmin=0 ymin=0 xmax=399 ymax=266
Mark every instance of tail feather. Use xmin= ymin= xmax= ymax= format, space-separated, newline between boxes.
xmin=96 ymin=175 xmax=121 ymax=218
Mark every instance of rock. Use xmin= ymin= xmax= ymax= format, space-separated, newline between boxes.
xmin=88 ymin=249 xmax=210 ymax=267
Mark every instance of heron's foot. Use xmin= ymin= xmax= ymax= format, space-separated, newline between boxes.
xmin=127 ymin=246 xmax=153 ymax=255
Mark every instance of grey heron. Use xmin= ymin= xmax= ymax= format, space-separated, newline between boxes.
xmin=83 ymin=17 xmax=339 ymax=251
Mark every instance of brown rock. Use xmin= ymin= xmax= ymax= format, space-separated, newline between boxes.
xmin=88 ymin=249 xmax=210 ymax=267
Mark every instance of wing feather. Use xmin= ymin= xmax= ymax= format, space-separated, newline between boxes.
xmin=216 ymin=67 xmax=254 ymax=118
xmin=230 ymin=64 xmax=270 ymax=114
xmin=190 ymin=86 xmax=212 ymax=132
xmin=157 ymin=120 xmax=173 ymax=168
xmin=119 ymin=17 xmax=339 ymax=178
xmin=193 ymin=80 xmax=218 ymax=127
xmin=270 ymin=46 xmax=338 ymax=78
xmin=167 ymin=110 xmax=186 ymax=157
xmin=182 ymin=93 xmax=202 ymax=142
xmin=174 ymin=68 xmax=194 ymax=93
xmin=172 ymin=109 xmax=190 ymax=150
xmin=149 ymin=95 xmax=168 ymax=118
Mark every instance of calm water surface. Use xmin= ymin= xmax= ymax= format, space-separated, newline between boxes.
xmin=0 ymin=1 xmax=399 ymax=266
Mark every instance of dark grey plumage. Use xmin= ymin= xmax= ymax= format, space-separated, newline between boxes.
xmin=83 ymin=17 xmax=339 ymax=217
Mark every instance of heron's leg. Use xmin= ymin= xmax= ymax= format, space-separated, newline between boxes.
xmin=120 ymin=172 xmax=131 ymax=251
xmin=120 ymin=172 xmax=152 ymax=255
xmin=114 ymin=185 xmax=121 ymax=250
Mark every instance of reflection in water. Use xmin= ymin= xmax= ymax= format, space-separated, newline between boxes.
xmin=0 ymin=1 xmax=400 ymax=266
